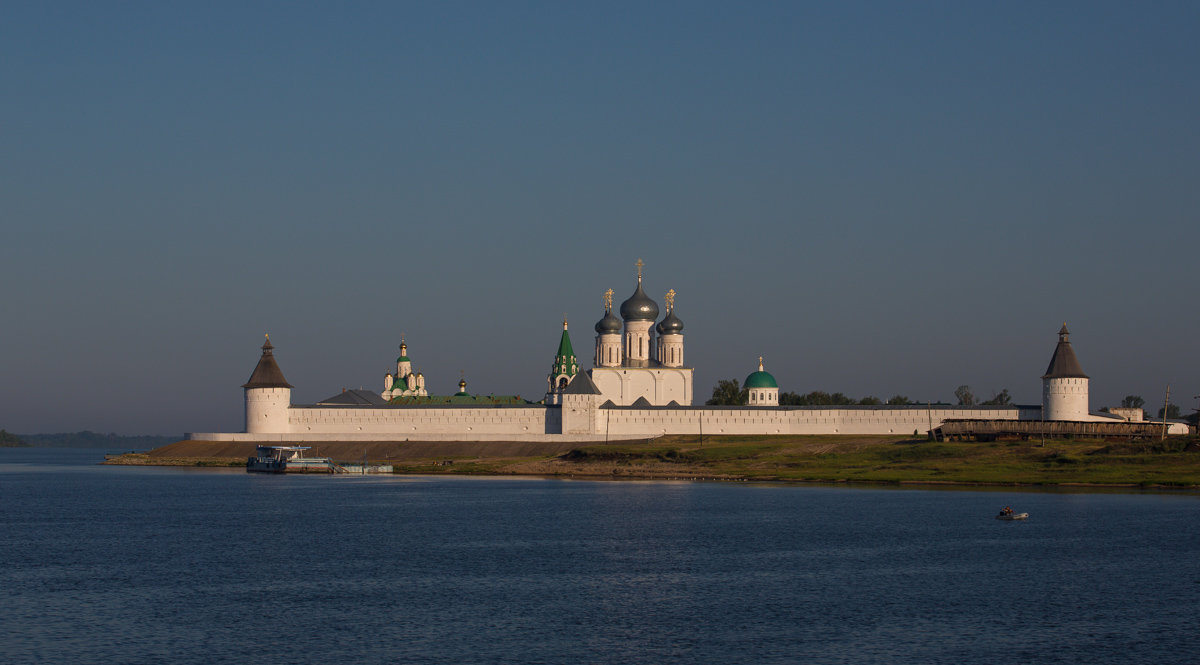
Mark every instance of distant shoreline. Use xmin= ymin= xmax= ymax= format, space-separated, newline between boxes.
xmin=101 ymin=435 xmax=1200 ymax=490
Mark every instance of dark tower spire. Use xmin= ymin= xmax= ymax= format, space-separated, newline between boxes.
xmin=243 ymin=334 xmax=294 ymax=389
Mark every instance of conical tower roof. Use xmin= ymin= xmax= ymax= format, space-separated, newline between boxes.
xmin=551 ymin=319 xmax=578 ymax=379
xmin=242 ymin=335 xmax=294 ymax=389
xmin=1042 ymin=324 xmax=1088 ymax=379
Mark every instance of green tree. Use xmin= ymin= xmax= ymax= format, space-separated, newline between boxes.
xmin=980 ymin=389 xmax=1012 ymax=406
xmin=706 ymin=379 xmax=747 ymax=406
xmin=1157 ymin=404 xmax=1181 ymax=419
xmin=954 ymin=385 xmax=976 ymax=406
xmin=0 ymin=429 xmax=25 ymax=447
xmin=779 ymin=391 xmax=804 ymax=406
xmin=886 ymin=395 xmax=913 ymax=405
xmin=1121 ymin=395 xmax=1145 ymax=409
xmin=858 ymin=396 xmax=883 ymax=405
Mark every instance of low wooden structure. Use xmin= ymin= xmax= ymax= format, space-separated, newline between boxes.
xmin=933 ymin=419 xmax=1171 ymax=442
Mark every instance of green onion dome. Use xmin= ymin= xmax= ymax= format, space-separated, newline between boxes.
xmin=595 ymin=309 xmax=622 ymax=334
xmin=619 ymin=282 xmax=659 ymax=321
xmin=744 ymin=357 xmax=777 ymax=389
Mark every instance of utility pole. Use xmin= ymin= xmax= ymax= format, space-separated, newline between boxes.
xmin=1161 ymin=385 xmax=1170 ymax=441
xmin=1040 ymin=401 xmax=1045 ymax=447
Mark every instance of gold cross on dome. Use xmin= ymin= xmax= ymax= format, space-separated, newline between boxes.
xmin=636 ymin=258 xmax=644 ymax=282
xmin=603 ymin=288 xmax=614 ymax=311
xmin=665 ymin=289 xmax=676 ymax=311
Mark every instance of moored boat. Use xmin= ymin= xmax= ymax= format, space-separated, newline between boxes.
xmin=247 ymin=445 xmax=332 ymax=473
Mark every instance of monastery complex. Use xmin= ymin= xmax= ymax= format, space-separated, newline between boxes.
xmin=189 ymin=263 xmax=1188 ymax=443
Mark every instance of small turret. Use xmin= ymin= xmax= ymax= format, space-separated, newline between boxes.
xmin=595 ymin=288 xmax=622 ymax=367
xmin=656 ymin=289 xmax=685 ymax=368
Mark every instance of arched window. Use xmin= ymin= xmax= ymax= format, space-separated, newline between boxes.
xmin=558 ymin=377 xmax=568 ymax=389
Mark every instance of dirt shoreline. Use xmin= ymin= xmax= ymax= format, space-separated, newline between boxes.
xmin=102 ymin=435 xmax=1200 ymax=490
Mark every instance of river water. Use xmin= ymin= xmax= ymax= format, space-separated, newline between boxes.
xmin=1 ymin=448 xmax=1197 ymax=664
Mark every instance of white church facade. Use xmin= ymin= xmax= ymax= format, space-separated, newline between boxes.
xmin=191 ymin=264 xmax=1188 ymax=443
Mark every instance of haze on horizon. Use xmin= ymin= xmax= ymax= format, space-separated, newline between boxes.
xmin=2 ymin=2 xmax=1197 ymax=435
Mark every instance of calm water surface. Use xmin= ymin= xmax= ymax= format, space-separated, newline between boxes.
xmin=2 ymin=448 xmax=1198 ymax=664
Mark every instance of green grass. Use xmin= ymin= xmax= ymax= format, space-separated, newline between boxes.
xmin=553 ymin=435 xmax=1200 ymax=486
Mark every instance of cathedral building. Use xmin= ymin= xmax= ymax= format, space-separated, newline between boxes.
xmin=585 ymin=260 xmax=695 ymax=406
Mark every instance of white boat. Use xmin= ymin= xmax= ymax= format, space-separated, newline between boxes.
xmin=247 ymin=445 xmax=333 ymax=473
xmin=995 ymin=512 xmax=1029 ymax=521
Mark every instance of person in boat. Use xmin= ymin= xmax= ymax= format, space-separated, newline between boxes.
xmin=1001 ymin=506 xmax=1012 ymax=515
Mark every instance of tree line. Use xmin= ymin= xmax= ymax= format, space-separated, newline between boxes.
xmin=706 ymin=381 xmax=1013 ymax=407
xmin=708 ymin=381 xmax=1197 ymax=425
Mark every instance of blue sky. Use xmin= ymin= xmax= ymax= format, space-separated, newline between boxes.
xmin=2 ymin=2 xmax=1197 ymax=434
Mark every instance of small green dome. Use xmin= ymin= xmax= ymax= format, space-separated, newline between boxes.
xmin=744 ymin=371 xmax=777 ymax=389
xmin=744 ymin=357 xmax=777 ymax=389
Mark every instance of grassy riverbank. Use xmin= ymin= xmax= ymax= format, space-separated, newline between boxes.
xmin=105 ymin=434 xmax=1200 ymax=488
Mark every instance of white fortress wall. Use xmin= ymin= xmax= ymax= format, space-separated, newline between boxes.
xmin=288 ymin=405 xmax=555 ymax=436
xmin=597 ymin=406 xmax=1023 ymax=437
xmin=195 ymin=404 xmax=1029 ymax=441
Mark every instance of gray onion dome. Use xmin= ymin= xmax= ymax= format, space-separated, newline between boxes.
xmin=619 ymin=282 xmax=659 ymax=321
xmin=595 ymin=309 xmax=622 ymax=334
xmin=656 ymin=309 xmax=684 ymax=334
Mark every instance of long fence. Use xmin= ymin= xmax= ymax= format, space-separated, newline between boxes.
xmin=934 ymin=419 xmax=1172 ymax=441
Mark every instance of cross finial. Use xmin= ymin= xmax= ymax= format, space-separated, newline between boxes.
xmin=665 ymin=289 xmax=676 ymax=312
xmin=563 ymin=314 xmax=568 ymax=330
xmin=636 ymin=258 xmax=644 ymax=282
xmin=603 ymin=288 xmax=614 ymax=312
xmin=758 ymin=356 xmax=764 ymax=371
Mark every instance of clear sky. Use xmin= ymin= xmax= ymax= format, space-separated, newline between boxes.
xmin=2 ymin=1 xmax=1197 ymax=435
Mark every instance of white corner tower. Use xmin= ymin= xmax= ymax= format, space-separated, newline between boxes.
xmin=1042 ymin=323 xmax=1089 ymax=421
xmin=656 ymin=289 xmax=684 ymax=368
xmin=620 ymin=259 xmax=658 ymax=367
xmin=243 ymin=334 xmax=293 ymax=434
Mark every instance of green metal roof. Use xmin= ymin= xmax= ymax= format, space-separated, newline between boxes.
xmin=556 ymin=328 xmax=575 ymax=359
xmin=744 ymin=370 xmax=778 ymax=389
xmin=389 ymin=394 xmax=533 ymax=406
xmin=551 ymin=326 xmax=578 ymax=378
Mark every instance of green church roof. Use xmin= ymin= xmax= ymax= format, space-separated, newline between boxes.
xmin=744 ymin=371 xmax=778 ymax=389
xmin=744 ymin=357 xmax=778 ymax=389
xmin=551 ymin=320 xmax=578 ymax=378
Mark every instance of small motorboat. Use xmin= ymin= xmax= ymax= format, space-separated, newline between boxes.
xmin=995 ymin=511 xmax=1028 ymax=521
